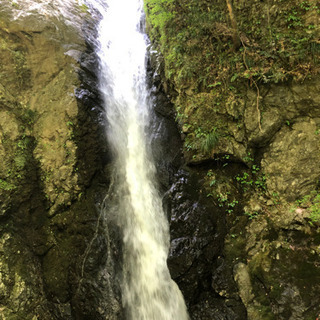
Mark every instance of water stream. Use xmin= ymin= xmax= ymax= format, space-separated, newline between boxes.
xmin=94 ymin=0 xmax=189 ymax=319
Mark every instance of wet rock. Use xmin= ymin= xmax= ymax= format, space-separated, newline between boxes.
xmin=164 ymin=168 xmax=246 ymax=317
xmin=189 ymin=292 xmax=245 ymax=320
xmin=167 ymin=169 xmax=222 ymax=298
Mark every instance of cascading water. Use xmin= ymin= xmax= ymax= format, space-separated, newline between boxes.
xmin=93 ymin=0 xmax=190 ymax=319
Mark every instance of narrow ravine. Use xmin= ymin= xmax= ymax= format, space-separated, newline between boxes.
xmin=91 ymin=0 xmax=190 ymax=318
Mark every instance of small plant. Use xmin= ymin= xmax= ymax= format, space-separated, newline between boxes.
xmin=255 ymin=173 xmax=266 ymax=190
xmin=201 ymin=128 xmax=219 ymax=154
xmin=213 ymin=192 xmax=239 ymax=214
xmin=208 ymin=81 xmax=222 ymax=88
xmin=207 ymin=169 xmax=214 ymax=177
xmin=296 ymin=194 xmax=312 ymax=207
xmin=185 ymin=143 xmax=193 ymax=151
xmin=67 ymin=122 xmax=75 ymax=140
xmin=226 ymin=199 xmax=239 ymax=214
xmin=272 ymin=192 xmax=280 ymax=205
xmin=296 ymin=191 xmax=320 ymax=225
xmin=222 ymin=154 xmax=230 ymax=167
xmin=300 ymin=1 xmax=311 ymax=11
xmin=17 ymin=140 xmax=26 ymax=150
xmin=209 ymin=179 xmax=217 ymax=186
xmin=236 ymin=160 xmax=266 ymax=193
xmin=251 ymin=164 xmax=260 ymax=174
xmin=236 ymin=172 xmax=253 ymax=191
xmin=244 ymin=210 xmax=259 ymax=220
xmin=217 ymin=192 xmax=229 ymax=207
xmin=243 ymin=152 xmax=254 ymax=163
xmin=66 ymin=121 xmax=74 ymax=127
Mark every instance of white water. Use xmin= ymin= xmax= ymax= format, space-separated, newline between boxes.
xmin=94 ymin=0 xmax=189 ymax=319
xmin=5 ymin=0 xmax=86 ymax=25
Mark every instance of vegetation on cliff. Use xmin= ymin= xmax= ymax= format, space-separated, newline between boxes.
xmin=145 ymin=0 xmax=320 ymax=83
xmin=145 ymin=0 xmax=320 ymax=157
xmin=145 ymin=1 xmax=320 ymax=319
xmin=144 ymin=0 xmax=320 ymax=212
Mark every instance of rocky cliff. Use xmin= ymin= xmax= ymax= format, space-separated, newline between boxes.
xmin=0 ymin=2 xmax=122 ymax=319
xmin=145 ymin=0 xmax=320 ymax=319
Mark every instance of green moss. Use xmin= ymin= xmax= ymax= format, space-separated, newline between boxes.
xmin=0 ymin=105 xmax=36 ymax=194
xmin=296 ymin=191 xmax=320 ymax=224
xmin=310 ymin=194 xmax=320 ymax=224
xmin=14 ymin=154 xmax=26 ymax=170
xmin=0 ymin=178 xmax=15 ymax=191
xmin=21 ymin=108 xmax=36 ymax=126
xmin=0 ymin=33 xmax=30 ymax=89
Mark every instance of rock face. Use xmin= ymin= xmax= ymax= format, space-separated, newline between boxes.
xmin=0 ymin=3 xmax=122 ymax=319
xmin=228 ymin=209 xmax=320 ymax=320
xmin=145 ymin=0 xmax=320 ymax=319
xmin=262 ymin=118 xmax=320 ymax=201
xmin=165 ymin=49 xmax=320 ymax=320
xmin=166 ymin=169 xmax=247 ymax=320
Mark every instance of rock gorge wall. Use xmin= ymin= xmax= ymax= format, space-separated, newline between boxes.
xmin=0 ymin=2 xmax=122 ymax=319
xmin=145 ymin=0 xmax=320 ymax=319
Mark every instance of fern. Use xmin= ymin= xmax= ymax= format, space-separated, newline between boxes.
xmin=201 ymin=128 xmax=219 ymax=154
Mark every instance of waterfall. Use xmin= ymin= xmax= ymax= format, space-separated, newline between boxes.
xmin=93 ymin=0 xmax=190 ymax=319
